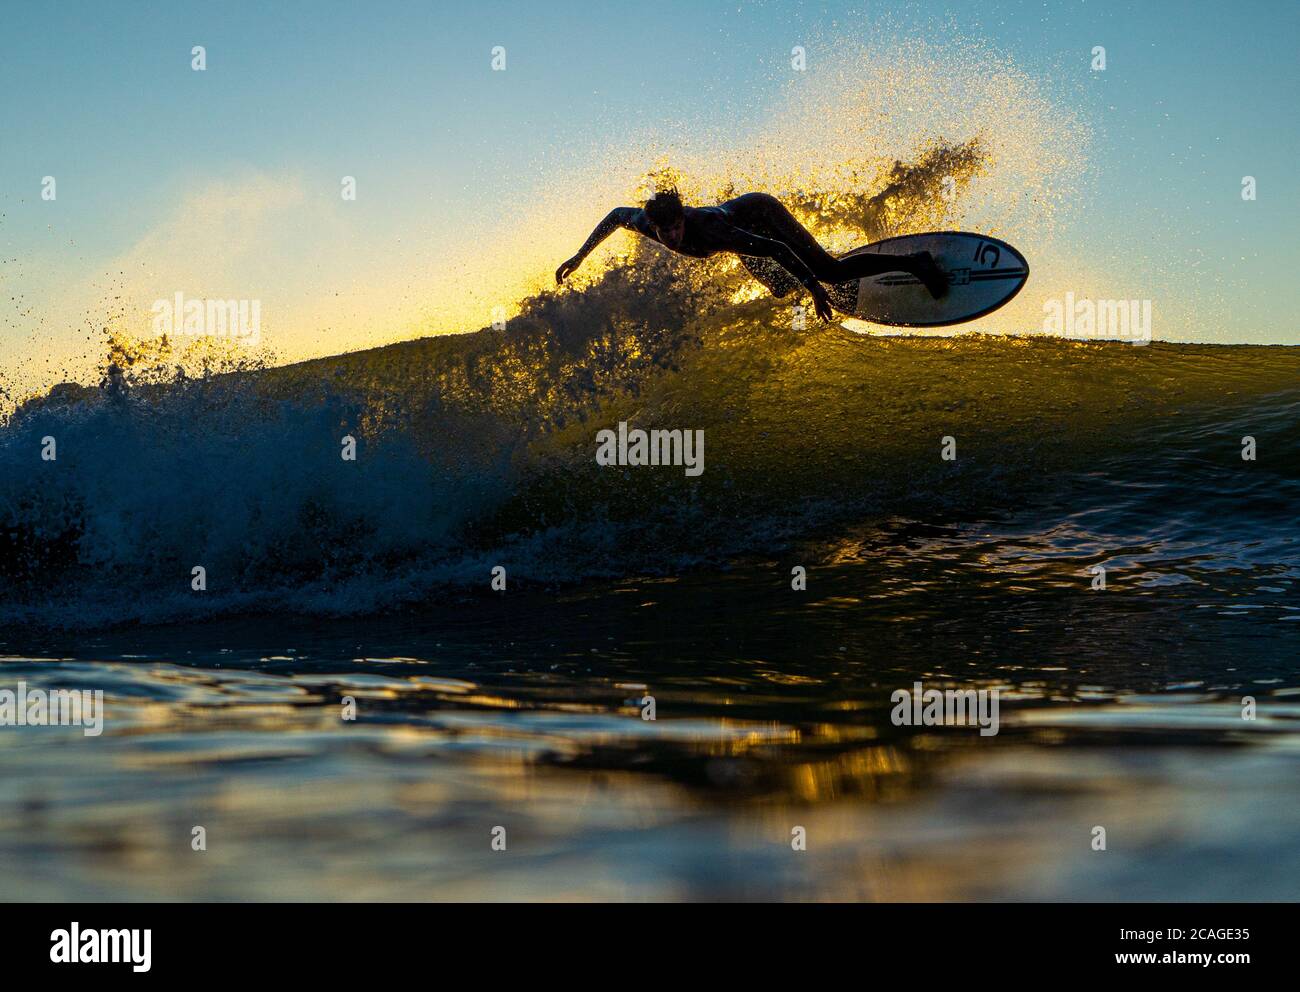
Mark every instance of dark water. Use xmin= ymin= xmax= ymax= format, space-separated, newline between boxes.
xmin=2 ymin=266 xmax=1299 ymax=899
xmin=3 ymin=503 xmax=1298 ymax=900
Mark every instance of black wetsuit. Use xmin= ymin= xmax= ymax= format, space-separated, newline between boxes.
xmin=571 ymin=192 xmax=931 ymax=308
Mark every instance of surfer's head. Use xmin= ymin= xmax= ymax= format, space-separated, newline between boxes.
xmin=645 ymin=188 xmax=686 ymax=249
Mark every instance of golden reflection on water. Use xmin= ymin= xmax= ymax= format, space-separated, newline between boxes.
xmin=2 ymin=655 xmax=1298 ymax=900
xmin=4 ymin=512 xmax=1299 ymax=902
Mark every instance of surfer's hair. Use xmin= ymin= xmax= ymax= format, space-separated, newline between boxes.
xmin=644 ymin=187 xmax=684 ymax=226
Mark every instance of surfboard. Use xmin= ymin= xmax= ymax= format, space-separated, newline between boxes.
xmin=832 ymin=231 xmax=1029 ymax=327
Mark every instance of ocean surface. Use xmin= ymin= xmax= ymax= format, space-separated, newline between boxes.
xmin=2 ymin=272 xmax=1297 ymax=900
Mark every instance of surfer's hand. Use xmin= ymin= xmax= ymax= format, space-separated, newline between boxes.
xmin=810 ymin=285 xmax=834 ymax=323
xmin=555 ymin=256 xmax=582 ymax=283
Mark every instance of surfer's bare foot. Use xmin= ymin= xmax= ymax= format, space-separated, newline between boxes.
xmin=911 ymin=252 xmax=948 ymax=299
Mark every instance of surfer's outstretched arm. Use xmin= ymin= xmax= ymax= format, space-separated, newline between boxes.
xmin=556 ymin=208 xmax=638 ymax=282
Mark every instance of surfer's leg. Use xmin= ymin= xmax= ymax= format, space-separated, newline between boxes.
xmin=739 ymin=194 xmax=947 ymax=299
xmin=831 ymin=250 xmax=949 ymax=299
xmin=733 ymin=194 xmax=841 ymax=271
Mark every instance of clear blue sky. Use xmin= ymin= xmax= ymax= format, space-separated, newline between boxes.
xmin=2 ymin=0 xmax=1297 ymax=393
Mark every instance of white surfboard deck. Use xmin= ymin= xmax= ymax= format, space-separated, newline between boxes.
xmin=839 ymin=232 xmax=1029 ymax=327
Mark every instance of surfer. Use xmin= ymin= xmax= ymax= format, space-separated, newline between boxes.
xmin=555 ymin=189 xmax=948 ymax=322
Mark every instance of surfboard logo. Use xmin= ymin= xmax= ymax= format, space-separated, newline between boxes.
xmin=973 ymin=241 xmax=1001 ymax=267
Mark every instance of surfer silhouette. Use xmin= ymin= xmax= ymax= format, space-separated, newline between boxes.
xmin=555 ymin=189 xmax=948 ymax=322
